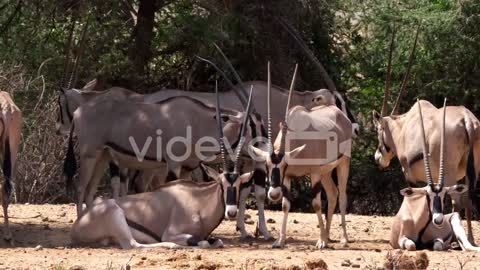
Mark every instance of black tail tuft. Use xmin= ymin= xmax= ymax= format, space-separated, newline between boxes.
xmin=63 ymin=124 xmax=77 ymax=197
xmin=466 ymin=147 xmax=480 ymax=216
xmin=2 ymin=137 xmax=12 ymax=197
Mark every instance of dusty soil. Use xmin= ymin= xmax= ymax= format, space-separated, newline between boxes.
xmin=0 ymin=204 xmax=479 ymax=270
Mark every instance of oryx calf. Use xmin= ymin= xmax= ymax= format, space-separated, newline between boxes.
xmin=0 ymin=91 xmax=21 ymax=243
xmin=251 ymin=66 xmax=353 ymax=249
xmin=391 ymin=100 xmax=480 ymax=252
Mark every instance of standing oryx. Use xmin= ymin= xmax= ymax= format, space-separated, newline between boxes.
xmin=391 ymin=99 xmax=480 ymax=252
xmin=251 ymin=65 xmax=353 ymax=249
xmin=372 ymin=25 xmax=480 ymax=243
xmin=0 ymin=91 xmax=22 ymax=243
xmin=64 ymin=90 xmax=255 ymax=217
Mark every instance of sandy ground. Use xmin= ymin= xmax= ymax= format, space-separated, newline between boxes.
xmin=0 ymin=204 xmax=479 ymax=270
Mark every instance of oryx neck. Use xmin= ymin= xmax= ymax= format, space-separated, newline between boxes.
xmin=384 ymin=115 xmax=407 ymax=155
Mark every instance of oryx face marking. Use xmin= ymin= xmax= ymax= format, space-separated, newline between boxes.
xmin=267 ymin=152 xmax=286 ymax=202
xmin=56 ymin=91 xmax=73 ymax=135
xmin=373 ymin=112 xmax=395 ymax=168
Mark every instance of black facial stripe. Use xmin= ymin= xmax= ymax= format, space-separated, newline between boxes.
xmin=226 ymin=186 xmax=237 ymax=205
xmin=252 ymin=169 xmax=266 ymax=187
xmin=225 ymin=172 xmax=239 ymax=185
xmin=433 ymin=195 xmax=443 ymax=214
xmin=270 ymin=152 xmax=285 ymax=165
xmin=248 ymin=116 xmax=257 ymax=141
xmin=271 ymin=167 xmax=281 ymax=187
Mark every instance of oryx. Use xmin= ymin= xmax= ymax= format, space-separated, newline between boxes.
xmin=64 ymin=85 xmax=255 ymax=217
xmin=391 ymin=99 xmax=480 ymax=252
xmin=250 ymin=65 xmax=353 ymax=249
xmin=70 ymin=86 xmax=256 ymax=249
xmin=0 ymin=92 xmax=21 ymax=243
xmin=372 ymin=25 xmax=480 ymax=243
xmin=71 ymin=172 xmax=252 ymax=249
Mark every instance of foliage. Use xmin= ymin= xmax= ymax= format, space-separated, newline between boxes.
xmin=1 ymin=0 xmax=480 ymax=214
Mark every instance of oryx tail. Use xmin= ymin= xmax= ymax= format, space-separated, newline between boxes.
xmin=2 ymin=136 xmax=12 ymax=197
xmin=64 ymin=123 xmax=77 ymax=195
xmin=464 ymin=109 xmax=479 ymax=214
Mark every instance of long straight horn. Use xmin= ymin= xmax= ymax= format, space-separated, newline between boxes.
xmin=279 ymin=64 xmax=298 ymax=153
xmin=382 ymin=25 xmax=396 ymax=117
xmin=213 ymin=43 xmax=254 ymax=112
xmin=215 ymin=81 xmax=228 ymax=173
xmin=70 ymin=20 xmax=90 ymax=89
xmin=391 ymin=23 xmax=421 ymax=115
xmin=234 ymin=86 xmax=254 ymax=173
xmin=277 ymin=18 xmax=337 ymax=92
xmin=417 ymin=99 xmax=434 ymax=187
xmin=61 ymin=19 xmax=77 ymax=90
xmin=267 ymin=61 xmax=272 ymax=153
xmin=438 ymin=98 xmax=447 ymax=190
xmin=196 ymin=56 xmax=249 ymax=108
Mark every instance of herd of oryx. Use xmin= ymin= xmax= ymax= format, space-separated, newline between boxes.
xmin=0 ymin=23 xmax=480 ymax=255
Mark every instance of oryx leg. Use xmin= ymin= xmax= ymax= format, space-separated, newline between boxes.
xmin=236 ymin=185 xmax=253 ymax=240
xmin=449 ymin=212 xmax=480 ymax=251
xmin=1 ymin=185 xmax=11 ymax=243
xmin=77 ymin=152 xmax=103 ymax=216
xmin=336 ymin=158 xmax=350 ymax=246
xmin=311 ymin=173 xmax=328 ymax=249
xmin=254 ymin=183 xmax=272 ymax=240
xmin=108 ymin=162 xmax=121 ymax=200
xmin=322 ymin=172 xmax=339 ymax=241
xmin=161 ymin=233 xmax=223 ymax=248
xmin=119 ymin=168 xmax=129 ymax=197
xmin=272 ymin=178 xmax=291 ymax=248
xmin=84 ymin=152 xmax=110 ymax=208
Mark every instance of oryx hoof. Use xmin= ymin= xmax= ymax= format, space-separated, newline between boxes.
xmin=316 ymin=239 xmax=328 ymax=249
xmin=340 ymin=237 xmax=349 ymax=247
xmin=272 ymin=239 xmax=285 ymax=249
xmin=198 ymin=240 xmax=210 ymax=248
xmin=404 ymin=240 xmax=416 ymax=251
xmin=211 ymin=239 xmax=224 ymax=248
xmin=433 ymin=241 xmax=445 ymax=251
xmin=240 ymin=234 xmax=255 ymax=242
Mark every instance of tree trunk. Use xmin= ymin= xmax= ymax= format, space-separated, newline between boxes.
xmin=129 ymin=0 xmax=161 ymax=77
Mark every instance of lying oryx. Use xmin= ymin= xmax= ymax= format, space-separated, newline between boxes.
xmin=391 ymin=99 xmax=480 ymax=252
xmin=251 ymin=66 xmax=353 ymax=249
xmin=71 ymin=171 xmax=252 ymax=249
xmin=0 ymin=91 xmax=22 ymax=243
xmin=71 ymin=86 xmax=255 ymax=249
xmin=64 ymin=91 xmax=254 ymax=217
xmin=373 ymin=25 xmax=480 ymax=243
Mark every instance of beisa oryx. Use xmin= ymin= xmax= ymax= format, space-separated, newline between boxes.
xmin=63 ymin=84 xmax=257 ymax=217
xmin=391 ymin=99 xmax=480 ymax=252
xmin=251 ymin=64 xmax=353 ymax=249
xmin=372 ymin=25 xmax=480 ymax=243
xmin=0 ymin=91 xmax=21 ymax=244
xmin=70 ymin=86 xmax=256 ymax=249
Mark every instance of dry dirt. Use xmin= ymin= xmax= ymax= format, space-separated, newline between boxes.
xmin=0 ymin=204 xmax=479 ymax=270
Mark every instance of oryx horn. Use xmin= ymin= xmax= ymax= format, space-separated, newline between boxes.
xmin=391 ymin=23 xmax=421 ymax=115
xmin=277 ymin=17 xmax=337 ymax=92
xmin=267 ymin=61 xmax=272 ymax=153
xmin=215 ymin=80 xmax=228 ymax=173
xmin=195 ymin=56 xmax=249 ymax=108
xmin=438 ymin=98 xmax=447 ymax=190
xmin=279 ymin=64 xmax=298 ymax=152
xmin=233 ymin=85 xmax=254 ymax=173
xmin=417 ymin=99 xmax=434 ymax=187
xmin=61 ymin=19 xmax=77 ymax=91
xmin=382 ymin=25 xmax=396 ymax=117
xmin=213 ymin=43 xmax=254 ymax=112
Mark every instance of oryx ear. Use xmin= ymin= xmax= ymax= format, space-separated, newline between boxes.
xmin=249 ymin=145 xmax=268 ymax=162
xmin=200 ymin=164 xmax=220 ymax=182
xmin=82 ymin=79 xmax=98 ymax=91
xmin=447 ymin=184 xmax=468 ymax=195
xmin=239 ymin=171 xmax=253 ymax=184
xmin=372 ymin=110 xmax=382 ymax=126
xmin=286 ymin=144 xmax=306 ymax=162
xmin=400 ymin=187 xmax=427 ymax=197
